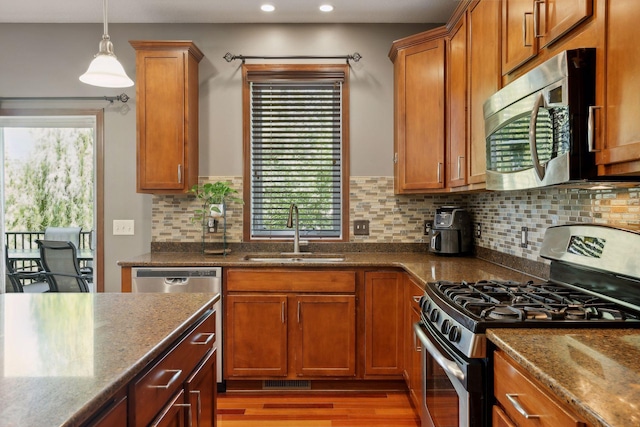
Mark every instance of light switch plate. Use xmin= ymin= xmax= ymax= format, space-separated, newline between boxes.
xmin=354 ymin=220 xmax=369 ymax=236
xmin=113 ymin=219 xmax=135 ymax=235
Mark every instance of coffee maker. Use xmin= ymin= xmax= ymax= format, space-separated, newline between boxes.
xmin=429 ymin=206 xmax=472 ymax=255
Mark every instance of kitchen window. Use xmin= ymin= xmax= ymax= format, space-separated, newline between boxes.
xmin=242 ymin=64 xmax=349 ymax=242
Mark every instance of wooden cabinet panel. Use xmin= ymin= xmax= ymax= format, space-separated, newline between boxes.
xmin=130 ymin=41 xmax=203 ymax=194
xmin=392 ymin=31 xmax=447 ymax=193
xmin=225 ymin=294 xmax=288 ymax=377
xmin=447 ymin=17 xmax=467 ymax=188
xmin=494 ymin=350 xmax=587 ymax=427
xmin=467 ymin=0 xmax=501 ymax=185
xmin=404 ymin=275 xmax=423 ymax=411
xmin=185 ymin=348 xmax=217 ymax=427
xmin=597 ymin=0 xmax=640 ymax=175
xmin=538 ymin=0 xmax=593 ymax=49
xmin=226 ymin=270 xmax=356 ymax=293
xmin=492 ymin=405 xmax=517 ymax=427
xmin=364 ymin=271 xmax=404 ymax=376
xmin=149 ymin=390 xmax=187 ymax=427
xmin=502 ymin=0 xmax=536 ymax=74
xmin=295 ymin=295 xmax=356 ymax=377
xmin=86 ymin=396 xmax=127 ymax=427
xmin=130 ymin=310 xmax=215 ymax=427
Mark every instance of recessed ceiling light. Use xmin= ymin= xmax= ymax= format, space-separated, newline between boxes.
xmin=261 ymin=4 xmax=275 ymax=12
xmin=319 ymin=4 xmax=334 ymax=12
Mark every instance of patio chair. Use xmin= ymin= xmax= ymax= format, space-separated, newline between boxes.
xmin=5 ymin=246 xmax=50 ymax=293
xmin=44 ymin=226 xmax=93 ymax=279
xmin=36 ymin=239 xmax=92 ymax=292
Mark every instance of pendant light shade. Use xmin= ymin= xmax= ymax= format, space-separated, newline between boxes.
xmin=79 ymin=0 xmax=133 ymax=88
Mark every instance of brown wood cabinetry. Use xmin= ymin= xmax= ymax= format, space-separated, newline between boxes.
xmin=225 ymin=270 xmax=356 ymax=379
xmin=85 ymin=396 xmax=128 ymax=427
xmin=130 ymin=309 xmax=216 ymax=427
xmin=501 ymin=0 xmax=593 ymax=75
xmin=390 ymin=30 xmax=447 ymax=193
xmin=130 ymin=41 xmax=204 ymax=194
xmin=595 ymin=0 xmax=640 ymax=175
xmin=364 ymin=271 xmax=404 ymax=377
xmin=467 ymin=0 xmax=501 ymax=186
xmin=494 ymin=350 xmax=588 ymax=427
xmin=403 ymin=275 xmax=424 ymax=411
xmin=447 ymin=16 xmax=467 ymax=189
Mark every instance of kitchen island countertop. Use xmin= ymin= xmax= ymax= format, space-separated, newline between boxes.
xmin=0 ymin=292 xmax=219 ymax=427
xmin=488 ymin=328 xmax=640 ymax=427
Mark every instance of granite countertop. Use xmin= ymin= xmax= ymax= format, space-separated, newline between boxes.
xmin=0 ymin=292 xmax=219 ymax=427
xmin=488 ymin=328 xmax=640 ymax=427
xmin=117 ymin=251 xmax=542 ymax=285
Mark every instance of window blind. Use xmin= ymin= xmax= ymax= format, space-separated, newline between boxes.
xmin=249 ymin=80 xmax=343 ymax=238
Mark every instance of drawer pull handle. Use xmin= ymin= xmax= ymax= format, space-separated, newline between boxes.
xmin=174 ymin=403 xmax=193 ymax=427
xmin=190 ymin=390 xmax=202 ymax=427
xmin=506 ymin=393 xmax=540 ymax=419
xmin=149 ymin=369 xmax=182 ymax=389
xmin=193 ymin=332 xmax=215 ymax=346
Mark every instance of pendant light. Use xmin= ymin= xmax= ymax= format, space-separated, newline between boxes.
xmin=79 ymin=0 xmax=134 ymax=88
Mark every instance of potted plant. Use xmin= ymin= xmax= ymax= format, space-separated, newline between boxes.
xmin=189 ymin=181 xmax=243 ymax=253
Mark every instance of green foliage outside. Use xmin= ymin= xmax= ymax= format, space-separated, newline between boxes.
xmin=4 ymin=128 xmax=94 ymax=233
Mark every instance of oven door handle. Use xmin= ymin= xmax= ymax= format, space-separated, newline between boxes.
xmin=414 ymin=324 xmax=465 ymax=382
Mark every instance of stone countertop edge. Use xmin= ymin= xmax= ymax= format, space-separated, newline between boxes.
xmin=117 ymin=251 xmax=544 ymax=286
xmin=68 ymin=293 xmax=220 ymax=427
xmin=487 ymin=328 xmax=640 ymax=427
xmin=0 ymin=293 xmax=220 ymax=427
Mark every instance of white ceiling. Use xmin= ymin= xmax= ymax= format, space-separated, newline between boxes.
xmin=0 ymin=0 xmax=461 ymax=24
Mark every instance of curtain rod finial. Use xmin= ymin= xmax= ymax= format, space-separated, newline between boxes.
xmin=223 ymin=52 xmax=235 ymax=62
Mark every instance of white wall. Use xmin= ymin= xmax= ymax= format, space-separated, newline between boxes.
xmin=0 ymin=22 xmax=435 ymax=291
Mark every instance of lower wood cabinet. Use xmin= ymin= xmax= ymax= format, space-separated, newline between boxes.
xmin=403 ymin=274 xmax=424 ymax=410
xmin=130 ymin=309 xmax=217 ymax=427
xmin=494 ymin=350 xmax=588 ymax=427
xmin=364 ymin=271 xmax=404 ymax=377
xmin=225 ymin=270 xmax=357 ymax=380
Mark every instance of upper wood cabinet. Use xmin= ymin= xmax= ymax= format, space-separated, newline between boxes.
xmin=467 ymin=0 xmax=501 ymax=186
xmin=502 ymin=0 xmax=593 ymax=75
xmin=447 ymin=17 xmax=468 ymax=189
xmin=390 ymin=29 xmax=447 ymax=194
xmin=596 ymin=0 xmax=640 ymax=175
xmin=130 ymin=40 xmax=204 ymax=194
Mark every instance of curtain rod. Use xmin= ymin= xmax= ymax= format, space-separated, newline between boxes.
xmin=0 ymin=93 xmax=130 ymax=103
xmin=223 ymin=52 xmax=362 ymax=64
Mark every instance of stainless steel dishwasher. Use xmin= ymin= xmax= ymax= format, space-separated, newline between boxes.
xmin=131 ymin=267 xmax=224 ymax=390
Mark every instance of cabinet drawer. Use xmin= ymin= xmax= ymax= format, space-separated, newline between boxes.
xmin=227 ymin=270 xmax=356 ymax=292
xmin=494 ymin=350 xmax=586 ymax=427
xmin=131 ymin=310 xmax=215 ymax=427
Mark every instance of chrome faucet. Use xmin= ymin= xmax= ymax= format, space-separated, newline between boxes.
xmin=286 ymin=203 xmax=301 ymax=254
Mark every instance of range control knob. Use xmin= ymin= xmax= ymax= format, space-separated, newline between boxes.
xmin=448 ymin=326 xmax=461 ymax=343
xmin=441 ymin=319 xmax=451 ymax=335
xmin=418 ymin=295 xmax=429 ymax=310
xmin=429 ymin=308 xmax=439 ymax=323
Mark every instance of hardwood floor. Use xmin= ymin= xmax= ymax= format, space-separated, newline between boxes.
xmin=217 ymin=391 xmax=421 ymax=427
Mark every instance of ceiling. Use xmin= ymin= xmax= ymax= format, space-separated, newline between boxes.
xmin=0 ymin=0 xmax=461 ymax=24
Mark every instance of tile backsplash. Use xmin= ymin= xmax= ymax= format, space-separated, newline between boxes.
xmin=151 ymin=176 xmax=640 ymax=262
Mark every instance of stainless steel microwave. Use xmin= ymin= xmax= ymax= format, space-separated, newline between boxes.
xmin=483 ymin=49 xmax=596 ymax=191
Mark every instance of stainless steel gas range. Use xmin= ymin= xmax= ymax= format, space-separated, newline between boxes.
xmin=414 ymin=224 xmax=640 ymax=427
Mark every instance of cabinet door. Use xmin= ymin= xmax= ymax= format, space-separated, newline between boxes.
xmin=538 ymin=0 xmax=593 ymax=49
xmin=85 ymin=396 xmax=127 ymax=427
xmin=492 ymin=405 xmax=517 ymax=427
xmin=395 ymin=38 xmax=446 ymax=192
xmin=502 ymin=0 xmax=536 ymax=74
xmin=225 ymin=294 xmax=288 ymax=377
xmin=365 ymin=272 xmax=404 ymax=376
xmin=447 ymin=17 xmax=467 ymax=188
xmin=598 ymin=0 xmax=640 ymax=175
xmin=149 ymin=389 xmax=188 ymax=427
xmin=404 ymin=276 xmax=424 ymax=410
xmin=185 ymin=348 xmax=216 ymax=427
xmin=294 ymin=295 xmax=356 ymax=377
xmin=468 ymin=0 xmax=501 ymax=185
xmin=135 ymin=49 xmax=187 ymax=192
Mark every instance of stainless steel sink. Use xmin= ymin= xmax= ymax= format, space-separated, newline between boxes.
xmin=242 ymin=253 xmax=345 ymax=263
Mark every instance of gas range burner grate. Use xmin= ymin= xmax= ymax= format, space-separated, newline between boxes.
xmin=433 ymin=279 xmax=640 ymax=324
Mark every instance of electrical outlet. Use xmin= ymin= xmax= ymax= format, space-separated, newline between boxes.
xmin=520 ymin=226 xmax=528 ymax=248
xmin=423 ymin=220 xmax=432 ymax=236
xmin=113 ymin=219 xmax=135 ymax=236
xmin=475 ymin=223 xmax=482 ymax=238
xmin=354 ymin=220 xmax=370 ymax=236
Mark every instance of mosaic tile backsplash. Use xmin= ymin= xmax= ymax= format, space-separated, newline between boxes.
xmin=151 ymin=176 xmax=640 ymax=263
